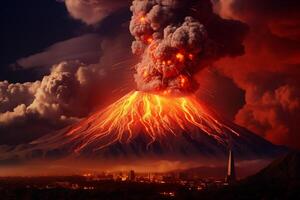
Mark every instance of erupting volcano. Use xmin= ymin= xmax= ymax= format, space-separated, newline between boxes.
xmin=0 ymin=0 xmax=286 ymax=165
xmin=0 ymin=90 xmax=284 ymax=163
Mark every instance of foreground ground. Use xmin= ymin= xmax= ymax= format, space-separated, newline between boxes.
xmin=0 ymin=152 xmax=300 ymax=199
xmin=0 ymin=177 xmax=203 ymax=200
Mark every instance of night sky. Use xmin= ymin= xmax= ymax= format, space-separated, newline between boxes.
xmin=0 ymin=0 xmax=300 ymax=149
xmin=0 ymin=0 xmax=131 ymax=82
xmin=1 ymin=0 xmax=81 ymax=82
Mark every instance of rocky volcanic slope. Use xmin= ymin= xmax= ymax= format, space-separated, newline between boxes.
xmin=0 ymin=119 xmax=286 ymax=165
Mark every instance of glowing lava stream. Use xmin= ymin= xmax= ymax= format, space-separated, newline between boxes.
xmin=66 ymin=91 xmax=239 ymax=153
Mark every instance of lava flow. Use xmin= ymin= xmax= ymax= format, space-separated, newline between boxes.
xmin=65 ymin=91 xmax=239 ymax=153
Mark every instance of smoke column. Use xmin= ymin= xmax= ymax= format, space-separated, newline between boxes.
xmin=130 ymin=0 xmax=248 ymax=95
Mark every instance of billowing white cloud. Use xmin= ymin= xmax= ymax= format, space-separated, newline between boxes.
xmin=0 ymin=28 xmax=135 ymax=145
xmin=64 ymin=0 xmax=129 ymax=25
xmin=0 ymin=81 xmax=40 ymax=113
xmin=0 ymin=61 xmax=104 ymax=126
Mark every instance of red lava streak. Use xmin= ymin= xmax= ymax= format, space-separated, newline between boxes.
xmin=66 ymin=91 xmax=239 ymax=152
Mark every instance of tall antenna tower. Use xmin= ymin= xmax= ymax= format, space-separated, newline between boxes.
xmin=225 ymin=135 xmax=236 ymax=184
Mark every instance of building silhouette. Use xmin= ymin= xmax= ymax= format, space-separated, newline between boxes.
xmin=128 ymin=170 xmax=135 ymax=181
xmin=225 ymin=148 xmax=236 ymax=184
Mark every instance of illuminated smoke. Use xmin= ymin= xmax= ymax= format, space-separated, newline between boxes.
xmin=130 ymin=0 xmax=247 ymax=94
xmin=215 ymin=0 xmax=300 ymax=148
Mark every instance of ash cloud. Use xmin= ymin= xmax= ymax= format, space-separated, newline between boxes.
xmin=130 ymin=0 xmax=247 ymax=94
xmin=214 ymin=0 xmax=300 ymax=149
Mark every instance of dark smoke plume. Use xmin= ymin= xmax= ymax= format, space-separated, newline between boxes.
xmin=130 ymin=0 xmax=248 ymax=94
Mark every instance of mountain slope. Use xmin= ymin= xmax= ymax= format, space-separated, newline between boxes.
xmin=0 ymin=92 xmax=287 ymax=164
xmin=0 ymin=120 xmax=286 ymax=165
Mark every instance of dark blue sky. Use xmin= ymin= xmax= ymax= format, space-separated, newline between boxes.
xmin=0 ymin=0 xmax=86 ymax=82
xmin=0 ymin=0 xmax=131 ymax=83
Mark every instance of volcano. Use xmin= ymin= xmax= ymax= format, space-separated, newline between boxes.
xmin=0 ymin=91 xmax=286 ymax=165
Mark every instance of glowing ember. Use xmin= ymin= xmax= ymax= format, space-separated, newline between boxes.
xmin=176 ymin=53 xmax=185 ymax=62
xmin=146 ymin=37 xmax=153 ymax=44
xmin=140 ymin=16 xmax=146 ymax=23
xmin=66 ymin=91 xmax=239 ymax=153
xmin=188 ymin=53 xmax=194 ymax=60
